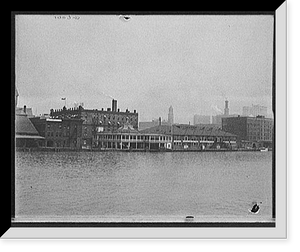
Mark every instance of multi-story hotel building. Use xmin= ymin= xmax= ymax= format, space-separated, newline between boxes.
xmin=50 ymin=99 xmax=138 ymax=149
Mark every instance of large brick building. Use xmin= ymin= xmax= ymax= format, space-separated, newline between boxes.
xmin=222 ymin=115 xmax=274 ymax=148
xmin=49 ymin=99 xmax=138 ymax=149
xmin=30 ymin=117 xmax=83 ymax=149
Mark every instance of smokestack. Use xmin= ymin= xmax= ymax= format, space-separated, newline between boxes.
xmin=158 ymin=117 xmax=162 ymax=126
xmin=112 ymin=99 xmax=117 ymax=112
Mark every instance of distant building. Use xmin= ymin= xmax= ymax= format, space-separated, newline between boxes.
xmin=168 ymin=105 xmax=174 ymax=125
xmin=139 ymin=118 xmax=168 ymax=131
xmin=212 ymin=114 xmax=239 ymax=125
xmin=195 ymin=124 xmax=221 ymax=130
xmin=224 ymin=100 xmax=229 ymax=116
xmin=193 ymin=115 xmax=210 ymax=125
xmin=211 ymin=114 xmax=224 ymax=125
xmin=50 ymin=99 xmax=138 ymax=149
xmin=242 ymin=104 xmax=268 ymax=117
xmin=242 ymin=106 xmax=251 ymax=117
xmin=222 ymin=116 xmax=274 ymax=148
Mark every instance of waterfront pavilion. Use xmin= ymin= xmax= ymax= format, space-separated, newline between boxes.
xmin=140 ymin=124 xmax=237 ymax=150
xmin=95 ymin=122 xmax=172 ymax=150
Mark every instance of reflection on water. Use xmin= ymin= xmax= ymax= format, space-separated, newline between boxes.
xmin=14 ymin=151 xmax=273 ymax=222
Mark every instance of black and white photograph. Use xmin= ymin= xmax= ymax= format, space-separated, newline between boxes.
xmin=9 ymin=8 xmax=288 ymax=239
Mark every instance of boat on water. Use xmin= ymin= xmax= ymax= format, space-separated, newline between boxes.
xmin=248 ymin=202 xmax=261 ymax=214
xmin=248 ymin=208 xmax=260 ymax=214
xmin=260 ymin=147 xmax=269 ymax=152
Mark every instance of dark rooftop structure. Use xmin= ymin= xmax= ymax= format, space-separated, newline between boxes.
xmin=16 ymin=114 xmax=42 ymax=137
xmin=15 ymin=114 xmax=44 ymax=148
xmin=140 ymin=124 xmax=237 ymax=138
xmin=139 ymin=124 xmax=237 ymax=151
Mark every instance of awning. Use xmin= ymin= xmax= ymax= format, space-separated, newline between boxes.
xmin=15 ymin=135 xmax=45 ymax=139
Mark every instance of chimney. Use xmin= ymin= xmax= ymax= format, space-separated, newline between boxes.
xmin=115 ymin=100 xmax=117 ymax=112
xmin=112 ymin=99 xmax=117 ymax=112
xmin=23 ymin=105 xmax=27 ymax=114
xmin=112 ymin=99 xmax=115 ymax=112
xmin=158 ymin=117 xmax=162 ymax=126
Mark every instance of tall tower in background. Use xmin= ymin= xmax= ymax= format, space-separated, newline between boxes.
xmin=168 ymin=105 xmax=174 ymax=125
xmin=224 ymin=100 xmax=229 ymax=116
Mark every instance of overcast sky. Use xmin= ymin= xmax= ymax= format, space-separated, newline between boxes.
xmin=15 ymin=14 xmax=274 ymax=123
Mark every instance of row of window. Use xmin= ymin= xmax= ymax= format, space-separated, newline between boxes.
xmin=47 ymin=124 xmax=72 ymax=130
xmin=97 ymin=135 xmax=172 ymax=141
xmin=96 ymin=135 xmax=235 ymax=142
xmin=173 ymin=136 xmax=235 ymax=141
xmin=248 ymin=132 xmax=272 ymax=136
xmin=47 ymin=132 xmax=69 ymax=137
xmin=249 ymin=135 xmax=272 ymax=140
xmin=173 ymin=142 xmax=214 ymax=146
xmin=248 ymin=124 xmax=273 ymax=130
xmin=83 ymin=115 xmax=138 ymax=123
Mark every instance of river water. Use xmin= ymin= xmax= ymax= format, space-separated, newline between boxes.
xmin=14 ymin=151 xmax=273 ymax=223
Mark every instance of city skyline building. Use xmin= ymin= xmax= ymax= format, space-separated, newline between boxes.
xmin=224 ymin=100 xmax=229 ymax=116
xmin=168 ymin=106 xmax=174 ymax=125
xmin=242 ymin=104 xmax=268 ymax=117
xmin=139 ymin=118 xmax=169 ymax=131
xmin=193 ymin=114 xmax=211 ymax=125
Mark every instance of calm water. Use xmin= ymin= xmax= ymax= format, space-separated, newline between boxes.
xmin=14 ymin=151 xmax=273 ymax=222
